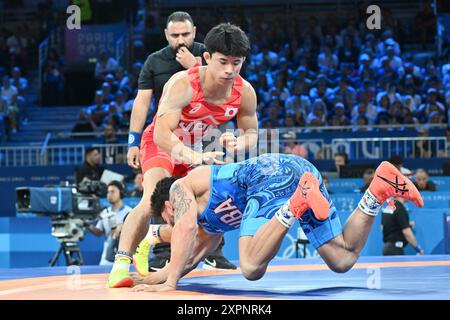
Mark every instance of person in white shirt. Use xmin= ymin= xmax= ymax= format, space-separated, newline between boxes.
xmin=385 ymin=45 xmax=403 ymax=75
xmin=252 ymin=47 xmax=279 ymax=68
xmin=95 ymin=51 xmax=119 ymax=82
xmin=0 ymin=75 xmax=19 ymax=133
xmin=1 ymin=75 xmax=18 ymax=104
xmin=86 ymin=181 xmax=132 ymax=265
xmin=377 ymin=36 xmax=401 ymax=57
xmin=376 ymin=82 xmax=402 ymax=106
xmin=318 ymin=45 xmax=339 ymax=71
xmin=404 ymin=84 xmax=422 ymax=110
xmin=416 ymin=88 xmax=445 ymax=122
xmin=10 ymin=67 xmax=27 ymax=95
xmin=115 ymin=68 xmax=129 ymax=90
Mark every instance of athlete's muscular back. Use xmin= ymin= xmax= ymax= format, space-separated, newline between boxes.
xmin=175 ymin=165 xmax=212 ymax=216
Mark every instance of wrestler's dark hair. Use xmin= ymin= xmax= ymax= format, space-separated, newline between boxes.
xmin=166 ymin=11 xmax=194 ymax=26
xmin=150 ymin=177 xmax=180 ymax=217
xmin=204 ymin=23 xmax=250 ymax=58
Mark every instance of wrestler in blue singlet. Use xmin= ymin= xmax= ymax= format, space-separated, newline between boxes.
xmin=197 ymin=153 xmax=342 ymax=249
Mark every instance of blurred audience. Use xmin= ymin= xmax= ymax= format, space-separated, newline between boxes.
xmin=389 ymin=154 xmax=413 ymax=176
xmin=322 ymin=175 xmax=332 ymax=194
xmin=333 ymin=151 xmax=349 ymax=175
xmin=3 ymin=4 xmax=448 ymax=166
xmin=42 ymin=49 xmax=64 ymax=106
xmin=413 ymin=168 xmax=437 ymax=191
xmin=283 ymin=132 xmax=308 ymax=158
xmin=359 ymin=168 xmax=375 ymax=193
xmin=129 ymin=172 xmax=144 ymax=198
xmin=95 ymin=51 xmax=119 ymax=84
xmin=0 ymin=75 xmax=19 ymax=133
xmin=414 ymin=0 xmax=436 ymax=49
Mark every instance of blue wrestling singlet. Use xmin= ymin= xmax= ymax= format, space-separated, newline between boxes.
xmin=197 ymin=153 xmax=342 ymax=248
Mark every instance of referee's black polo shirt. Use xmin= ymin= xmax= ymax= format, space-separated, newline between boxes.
xmin=381 ymin=200 xmax=410 ymax=246
xmin=138 ymin=42 xmax=206 ymax=104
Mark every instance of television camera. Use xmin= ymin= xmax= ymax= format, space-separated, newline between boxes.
xmin=16 ymin=180 xmax=106 ymax=266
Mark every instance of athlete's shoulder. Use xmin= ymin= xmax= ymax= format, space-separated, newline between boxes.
xmin=164 ymin=70 xmax=191 ymax=91
xmin=184 ymin=166 xmax=211 ymax=194
xmin=239 ymin=78 xmax=257 ymax=107
xmin=168 ymin=69 xmax=189 ymax=82
xmin=186 ymin=165 xmax=211 ymax=181
xmin=159 ymin=70 xmax=192 ymax=107
xmin=241 ymin=78 xmax=256 ymax=94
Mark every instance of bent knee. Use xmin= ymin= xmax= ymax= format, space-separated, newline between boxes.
xmin=242 ymin=270 xmax=264 ymax=281
xmin=240 ymin=263 xmax=265 ymax=281
xmin=327 ymin=261 xmax=354 ymax=273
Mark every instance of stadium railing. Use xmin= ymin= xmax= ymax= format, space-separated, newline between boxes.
xmin=0 ymin=135 xmax=447 ymax=167
xmin=331 ymin=136 xmax=448 ymax=160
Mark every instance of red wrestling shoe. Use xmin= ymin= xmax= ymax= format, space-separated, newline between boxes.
xmin=369 ymin=161 xmax=424 ymax=208
xmin=289 ymin=172 xmax=330 ymax=221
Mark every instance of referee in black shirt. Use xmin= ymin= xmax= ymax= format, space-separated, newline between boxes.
xmin=381 ymin=197 xmax=424 ymax=255
xmin=126 ymin=11 xmax=236 ymax=271
xmin=136 ymin=28 xmax=204 ymax=105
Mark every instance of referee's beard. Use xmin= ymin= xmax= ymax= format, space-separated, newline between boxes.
xmin=171 ymin=43 xmax=193 ymax=55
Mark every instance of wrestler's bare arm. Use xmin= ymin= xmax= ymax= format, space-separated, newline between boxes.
xmin=152 ymin=72 xmax=204 ymax=164
xmin=164 ymin=180 xmax=199 ymax=288
xmin=235 ymin=80 xmax=259 ymax=153
xmin=154 ymin=72 xmax=224 ymax=165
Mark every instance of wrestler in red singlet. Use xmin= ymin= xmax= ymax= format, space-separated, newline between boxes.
xmin=140 ymin=66 xmax=243 ymax=177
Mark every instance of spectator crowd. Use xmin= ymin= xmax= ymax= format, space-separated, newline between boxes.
xmin=2 ymin=1 xmax=447 ymax=145
xmin=72 ymin=2 xmax=449 ymax=149
xmin=239 ymin=3 xmax=448 ymax=132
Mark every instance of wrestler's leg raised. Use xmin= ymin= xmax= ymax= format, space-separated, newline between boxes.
xmin=307 ymin=162 xmax=423 ymax=273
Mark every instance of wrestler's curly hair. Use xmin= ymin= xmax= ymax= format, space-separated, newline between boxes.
xmin=150 ymin=176 xmax=180 ymax=217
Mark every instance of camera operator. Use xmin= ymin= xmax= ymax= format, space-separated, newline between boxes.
xmin=85 ymin=181 xmax=132 ymax=265
xmin=75 ymin=147 xmax=106 ymax=185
